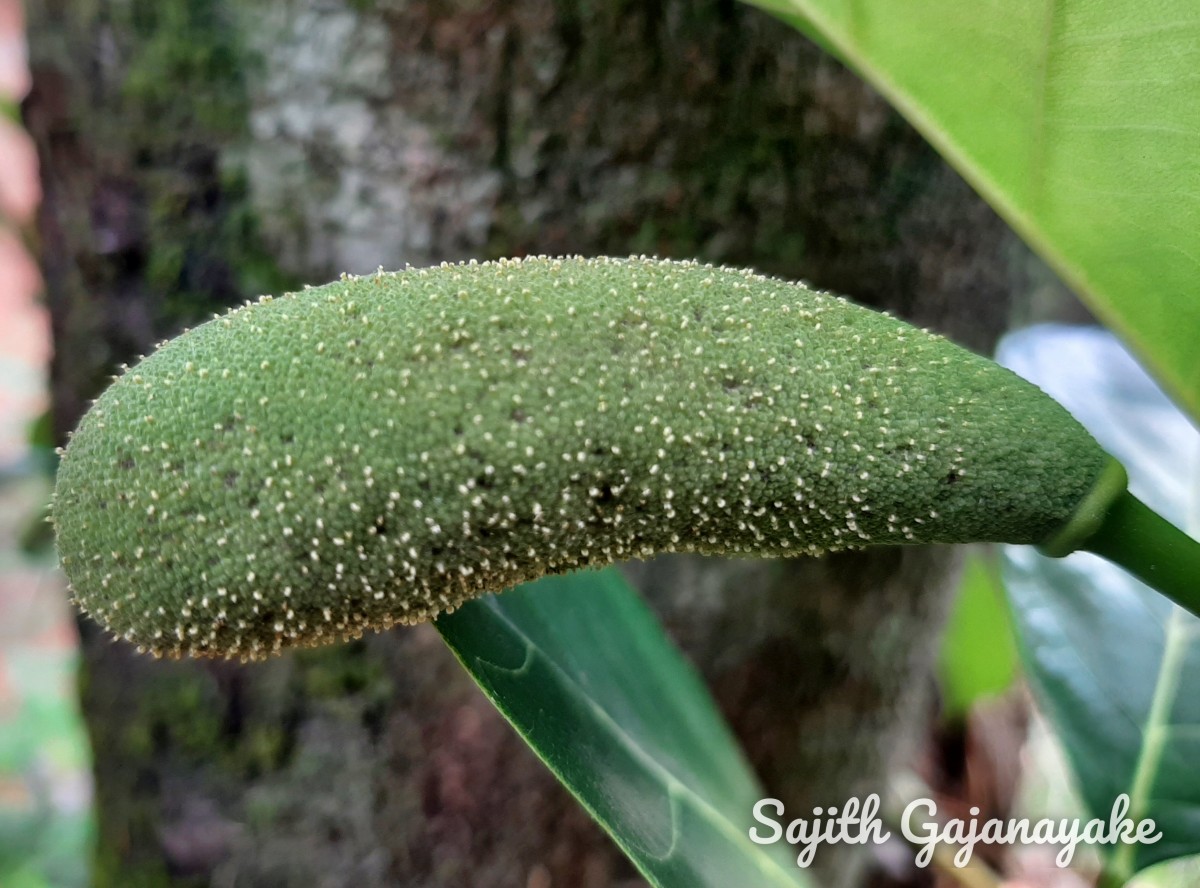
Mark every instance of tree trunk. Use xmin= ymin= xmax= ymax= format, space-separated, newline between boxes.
xmin=28 ymin=1 xmax=1041 ymax=885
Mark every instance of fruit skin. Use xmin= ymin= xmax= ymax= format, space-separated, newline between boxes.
xmin=53 ymin=256 xmax=1111 ymax=659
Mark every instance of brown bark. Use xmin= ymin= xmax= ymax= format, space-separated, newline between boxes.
xmin=27 ymin=1 xmax=1043 ymax=885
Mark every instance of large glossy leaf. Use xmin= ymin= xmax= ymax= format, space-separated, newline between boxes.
xmin=437 ymin=569 xmax=810 ymax=888
xmin=744 ymin=0 xmax=1200 ymax=423
xmin=998 ymin=326 xmax=1200 ymax=879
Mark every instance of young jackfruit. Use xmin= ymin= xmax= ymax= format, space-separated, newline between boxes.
xmin=52 ymin=256 xmax=1120 ymax=659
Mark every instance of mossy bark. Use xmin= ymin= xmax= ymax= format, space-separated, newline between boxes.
xmin=29 ymin=1 xmax=1041 ymax=885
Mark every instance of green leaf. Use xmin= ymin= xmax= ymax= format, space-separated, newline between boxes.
xmin=742 ymin=0 xmax=1200 ymax=422
xmin=937 ymin=551 xmax=1018 ymax=720
xmin=437 ymin=569 xmax=811 ymax=888
xmin=999 ymin=325 xmax=1200 ymax=879
xmin=740 ymin=1 xmax=845 ymax=63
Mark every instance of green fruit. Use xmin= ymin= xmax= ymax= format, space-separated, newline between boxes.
xmin=53 ymin=256 xmax=1121 ymax=659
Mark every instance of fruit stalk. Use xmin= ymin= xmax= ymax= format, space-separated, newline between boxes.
xmin=1074 ymin=490 xmax=1200 ymax=617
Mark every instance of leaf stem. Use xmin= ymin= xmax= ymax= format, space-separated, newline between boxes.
xmin=1074 ymin=490 xmax=1200 ymax=620
xmin=1099 ymin=605 xmax=1190 ymax=888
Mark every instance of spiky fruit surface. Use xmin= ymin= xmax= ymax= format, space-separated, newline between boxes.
xmin=54 ymin=256 xmax=1110 ymax=659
